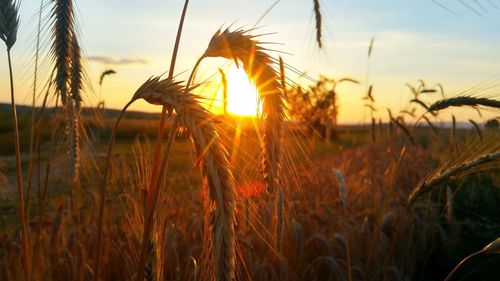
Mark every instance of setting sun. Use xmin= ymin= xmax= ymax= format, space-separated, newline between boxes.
xmin=224 ymin=64 xmax=260 ymax=116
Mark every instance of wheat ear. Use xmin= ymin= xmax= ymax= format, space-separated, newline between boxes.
xmin=408 ymin=152 xmax=500 ymax=204
xmin=0 ymin=0 xmax=19 ymax=50
xmin=204 ymin=28 xmax=285 ymax=195
xmin=69 ymin=34 xmax=82 ymax=183
xmin=219 ymin=68 xmax=228 ymax=116
xmin=390 ymin=117 xmax=415 ymax=145
xmin=135 ymin=2 xmax=190 ymax=280
xmin=312 ymin=0 xmax=322 ymax=48
xmin=133 ymin=77 xmax=237 ymax=281
xmin=51 ymin=0 xmax=75 ymax=105
xmin=99 ymin=69 xmax=116 ymax=86
xmin=428 ymin=96 xmax=500 ymax=112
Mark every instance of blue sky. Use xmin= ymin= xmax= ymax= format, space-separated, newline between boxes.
xmin=1 ymin=0 xmax=499 ymax=123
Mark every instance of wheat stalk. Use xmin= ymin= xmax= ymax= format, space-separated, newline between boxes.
xmin=50 ymin=0 xmax=84 ymax=185
xmin=107 ymin=3 xmax=191 ymax=281
xmin=333 ymin=169 xmax=347 ymax=210
xmin=468 ymin=119 xmax=483 ymax=143
xmin=0 ymin=2 xmax=30 ymax=281
xmin=445 ymin=237 xmax=500 ymax=281
xmin=312 ymin=0 xmax=322 ymax=48
xmin=133 ymin=76 xmax=237 ymax=281
xmin=51 ymin=0 xmax=75 ymax=105
xmin=408 ymin=152 xmax=500 ymax=204
xmin=422 ymin=116 xmax=439 ymax=135
xmin=69 ymin=35 xmax=82 ymax=183
xmin=368 ymin=37 xmax=375 ymax=58
xmin=25 ymin=0 xmax=44 ymax=233
xmin=99 ymin=69 xmax=116 ymax=86
xmin=428 ymin=96 xmax=500 ymax=112
xmin=204 ymin=27 xmax=285 ymax=195
xmin=410 ymin=98 xmax=431 ymax=112
xmin=450 ymin=115 xmax=456 ymax=150
xmin=390 ymin=117 xmax=415 ymax=145
xmin=219 ymin=68 xmax=228 ymax=116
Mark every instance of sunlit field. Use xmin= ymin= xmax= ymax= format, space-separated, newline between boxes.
xmin=1 ymin=1 xmax=499 ymax=281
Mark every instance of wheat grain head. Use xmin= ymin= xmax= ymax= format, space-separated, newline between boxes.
xmin=133 ymin=76 xmax=237 ymax=281
xmin=0 ymin=0 xmax=19 ymax=50
xmin=204 ymin=27 xmax=286 ymax=195
xmin=51 ymin=0 xmax=75 ymax=105
xmin=429 ymin=96 xmax=500 ymax=112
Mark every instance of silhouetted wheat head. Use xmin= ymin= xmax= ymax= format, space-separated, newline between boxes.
xmin=312 ymin=0 xmax=322 ymax=48
xmin=429 ymin=96 xmax=500 ymax=112
xmin=0 ymin=0 xmax=20 ymax=50
xmin=99 ymin=69 xmax=116 ymax=86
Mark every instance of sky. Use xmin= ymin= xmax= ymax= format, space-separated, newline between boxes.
xmin=1 ymin=0 xmax=499 ymax=124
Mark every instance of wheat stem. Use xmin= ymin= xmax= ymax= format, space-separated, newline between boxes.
xmin=136 ymin=116 xmax=179 ymax=281
xmin=8 ymin=49 xmax=31 ymax=281
xmin=136 ymin=3 xmax=190 ymax=280
xmin=444 ymin=250 xmax=483 ymax=281
xmin=93 ymin=99 xmax=135 ymax=281
xmin=69 ymin=35 xmax=82 ymax=183
xmin=25 ymin=0 xmax=44 ymax=232
xmin=219 ymin=68 xmax=228 ymax=116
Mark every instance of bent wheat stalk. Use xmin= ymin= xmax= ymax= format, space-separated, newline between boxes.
xmin=203 ymin=27 xmax=286 ymax=195
xmin=428 ymin=96 xmax=500 ymax=112
xmin=133 ymin=76 xmax=237 ymax=281
xmin=92 ymin=99 xmax=134 ymax=281
xmin=135 ymin=2 xmax=190 ymax=280
xmin=0 ymin=1 xmax=30 ymax=280
xmin=408 ymin=152 xmax=500 ymax=204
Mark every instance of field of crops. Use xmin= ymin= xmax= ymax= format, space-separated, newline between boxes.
xmin=0 ymin=1 xmax=499 ymax=281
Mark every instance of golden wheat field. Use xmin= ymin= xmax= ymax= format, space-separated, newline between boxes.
xmin=0 ymin=1 xmax=499 ymax=281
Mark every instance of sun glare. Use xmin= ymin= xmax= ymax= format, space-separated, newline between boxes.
xmin=224 ymin=64 xmax=260 ymax=116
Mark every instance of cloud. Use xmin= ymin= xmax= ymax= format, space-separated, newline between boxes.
xmin=88 ymin=56 xmax=148 ymax=66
